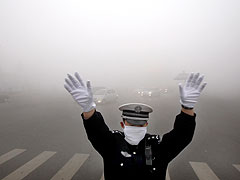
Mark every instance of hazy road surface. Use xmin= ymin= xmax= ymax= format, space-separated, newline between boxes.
xmin=0 ymin=90 xmax=240 ymax=180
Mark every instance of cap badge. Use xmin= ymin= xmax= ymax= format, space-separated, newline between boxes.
xmin=135 ymin=106 xmax=142 ymax=113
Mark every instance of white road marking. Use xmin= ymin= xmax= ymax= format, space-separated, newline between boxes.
xmin=0 ymin=149 xmax=26 ymax=165
xmin=166 ymin=168 xmax=171 ymax=180
xmin=50 ymin=153 xmax=89 ymax=180
xmin=233 ymin=164 xmax=240 ymax=172
xmin=1 ymin=149 xmax=229 ymax=180
xmin=100 ymin=172 xmax=104 ymax=180
xmin=190 ymin=162 xmax=220 ymax=180
xmin=2 ymin=151 xmax=56 ymax=180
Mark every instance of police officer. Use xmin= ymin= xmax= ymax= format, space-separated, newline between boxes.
xmin=64 ymin=72 xmax=207 ymax=180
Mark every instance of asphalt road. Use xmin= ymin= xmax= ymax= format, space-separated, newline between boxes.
xmin=0 ymin=90 xmax=240 ymax=180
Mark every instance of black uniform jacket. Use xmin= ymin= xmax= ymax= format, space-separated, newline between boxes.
xmin=82 ymin=110 xmax=196 ymax=180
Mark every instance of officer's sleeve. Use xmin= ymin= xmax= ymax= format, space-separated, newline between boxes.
xmin=159 ymin=111 xmax=196 ymax=163
xmin=81 ymin=110 xmax=114 ymax=157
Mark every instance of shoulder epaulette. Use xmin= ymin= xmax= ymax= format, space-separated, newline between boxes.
xmin=111 ymin=130 xmax=123 ymax=135
xmin=147 ymin=134 xmax=161 ymax=144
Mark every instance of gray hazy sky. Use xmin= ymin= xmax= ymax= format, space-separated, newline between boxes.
xmin=0 ymin=0 xmax=240 ymax=96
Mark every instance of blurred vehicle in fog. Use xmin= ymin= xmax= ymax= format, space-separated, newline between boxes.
xmin=174 ymin=71 xmax=189 ymax=81
xmin=0 ymin=94 xmax=10 ymax=103
xmin=92 ymin=86 xmax=106 ymax=93
xmin=93 ymin=88 xmax=118 ymax=104
xmin=134 ymin=87 xmax=168 ymax=98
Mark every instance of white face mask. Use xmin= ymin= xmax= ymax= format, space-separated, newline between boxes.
xmin=123 ymin=125 xmax=147 ymax=145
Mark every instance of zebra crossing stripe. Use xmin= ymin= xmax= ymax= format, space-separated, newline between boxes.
xmin=50 ymin=153 xmax=89 ymax=180
xmin=233 ymin=164 xmax=240 ymax=172
xmin=166 ymin=168 xmax=171 ymax=180
xmin=190 ymin=162 xmax=220 ymax=180
xmin=100 ymin=173 xmax=104 ymax=180
xmin=2 ymin=151 xmax=56 ymax=180
xmin=0 ymin=149 xmax=26 ymax=165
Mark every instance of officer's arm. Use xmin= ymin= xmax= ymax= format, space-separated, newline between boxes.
xmin=181 ymin=108 xmax=194 ymax=116
xmin=82 ymin=109 xmax=113 ymax=156
xmin=83 ymin=109 xmax=96 ymax=119
xmin=159 ymin=109 xmax=196 ymax=163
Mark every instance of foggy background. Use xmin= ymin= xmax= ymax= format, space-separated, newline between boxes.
xmin=0 ymin=0 xmax=240 ymax=97
xmin=1 ymin=0 xmax=240 ymax=180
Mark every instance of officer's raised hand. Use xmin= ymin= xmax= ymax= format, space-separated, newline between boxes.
xmin=64 ymin=72 xmax=96 ymax=113
xmin=179 ymin=72 xmax=207 ymax=109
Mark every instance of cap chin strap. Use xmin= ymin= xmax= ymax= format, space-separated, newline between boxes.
xmin=121 ymin=115 xmax=149 ymax=121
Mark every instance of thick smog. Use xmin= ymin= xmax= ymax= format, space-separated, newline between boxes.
xmin=0 ymin=0 xmax=240 ymax=180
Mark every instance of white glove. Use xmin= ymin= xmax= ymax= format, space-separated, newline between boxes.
xmin=64 ymin=72 xmax=96 ymax=112
xmin=179 ymin=72 xmax=207 ymax=109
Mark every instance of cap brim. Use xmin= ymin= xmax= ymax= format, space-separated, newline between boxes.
xmin=126 ymin=119 xmax=147 ymax=126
